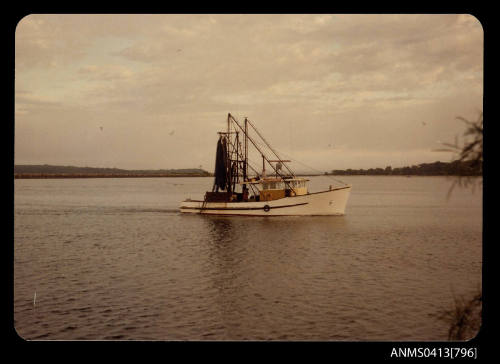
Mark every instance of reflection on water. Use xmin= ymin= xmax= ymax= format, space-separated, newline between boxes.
xmin=205 ymin=216 xmax=235 ymax=245
xmin=203 ymin=216 xmax=247 ymax=338
xmin=14 ymin=176 xmax=482 ymax=340
xmin=195 ymin=214 xmax=355 ymax=339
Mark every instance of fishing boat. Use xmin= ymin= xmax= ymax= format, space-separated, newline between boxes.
xmin=179 ymin=113 xmax=351 ymax=216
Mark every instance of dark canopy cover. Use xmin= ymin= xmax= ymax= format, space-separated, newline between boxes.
xmin=213 ymin=136 xmax=228 ymax=192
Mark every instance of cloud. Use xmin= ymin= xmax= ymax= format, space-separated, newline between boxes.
xmin=15 ymin=14 xmax=483 ymax=170
xmin=16 ymin=15 xmax=90 ymax=69
xmin=15 ymin=90 xmax=62 ymax=116
xmin=78 ymin=65 xmax=134 ymax=81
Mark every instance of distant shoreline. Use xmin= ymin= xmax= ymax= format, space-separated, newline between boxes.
xmin=13 ymin=160 xmax=481 ymax=179
xmin=14 ymin=173 xmax=482 ymax=179
xmin=13 ymin=164 xmax=212 ymax=179
xmin=324 ymin=160 xmax=481 ymax=177
xmin=14 ymin=173 xmax=212 ymax=179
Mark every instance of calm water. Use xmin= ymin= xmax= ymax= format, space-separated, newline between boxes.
xmin=14 ymin=176 xmax=482 ymax=341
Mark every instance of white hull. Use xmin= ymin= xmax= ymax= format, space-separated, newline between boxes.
xmin=180 ymin=186 xmax=351 ymax=216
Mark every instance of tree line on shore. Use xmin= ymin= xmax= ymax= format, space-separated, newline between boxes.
xmin=14 ymin=165 xmax=212 ymax=178
xmin=15 ymin=160 xmax=482 ymax=179
xmin=326 ymin=160 xmax=481 ymax=176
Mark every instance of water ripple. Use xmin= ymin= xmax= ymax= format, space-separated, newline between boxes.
xmin=14 ymin=176 xmax=482 ymax=341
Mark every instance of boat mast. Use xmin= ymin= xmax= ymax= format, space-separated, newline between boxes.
xmin=234 ymin=131 xmax=239 ymax=192
xmin=225 ymin=113 xmax=244 ymax=193
xmin=226 ymin=113 xmax=231 ymax=194
xmin=244 ymin=117 xmax=248 ymax=182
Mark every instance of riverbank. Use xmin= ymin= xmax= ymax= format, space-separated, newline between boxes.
xmin=14 ymin=164 xmax=212 ymax=179
xmin=14 ymin=173 xmax=212 ymax=179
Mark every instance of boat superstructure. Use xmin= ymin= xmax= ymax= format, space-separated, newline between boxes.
xmin=179 ymin=113 xmax=351 ymax=216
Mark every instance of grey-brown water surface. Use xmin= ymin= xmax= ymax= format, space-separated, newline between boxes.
xmin=14 ymin=176 xmax=482 ymax=340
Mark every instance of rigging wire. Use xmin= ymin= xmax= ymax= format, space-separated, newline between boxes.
xmin=246 ymin=119 xmax=296 ymax=177
xmin=247 ymin=139 xmax=348 ymax=186
xmin=250 ymin=141 xmax=349 ymax=186
xmin=225 ymin=114 xmax=348 ymax=187
xmin=228 ymin=114 xmax=296 ymax=193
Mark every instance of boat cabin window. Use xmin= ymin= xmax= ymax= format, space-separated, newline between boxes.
xmin=289 ymin=180 xmax=306 ymax=188
xmin=261 ymin=181 xmax=306 ymax=190
xmin=262 ymin=181 xmax=285 ymax=190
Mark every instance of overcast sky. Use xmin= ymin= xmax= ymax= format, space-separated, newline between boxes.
xmin=15 ymin=14 xmax=483 ymax=172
